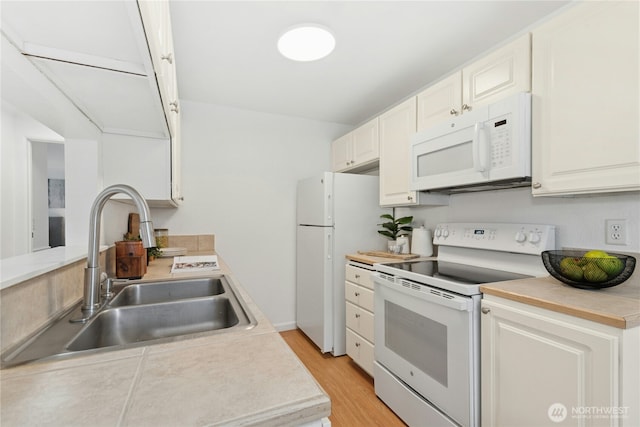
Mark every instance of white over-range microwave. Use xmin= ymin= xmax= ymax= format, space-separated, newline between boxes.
xmin=410 ymin=92 xmax=531 ymax=193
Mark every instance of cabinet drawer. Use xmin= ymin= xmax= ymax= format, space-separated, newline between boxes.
xmin=346 ymin=328 xmax=375 ymax=376
xmin=345 ymin=281 xmax=374 ymax=312
xmin=346 ymin=302 xmax=374 ymax=343
xmin=346 ymin=264 xmax=374 ymax=290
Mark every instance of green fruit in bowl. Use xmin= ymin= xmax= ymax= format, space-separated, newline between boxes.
xmin=583 ymin=263 xmax=608 ymax=283
xmin=595 ymin=256 xmax=624 ymax=277
xmin=559 ymin=257 xmax=584 ymax=281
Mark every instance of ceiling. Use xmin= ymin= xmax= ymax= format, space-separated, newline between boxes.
xmin=169 ymin=1 xmax=571 ymax=126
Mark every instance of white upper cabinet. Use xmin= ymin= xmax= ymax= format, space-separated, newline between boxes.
xmin=531 ymin=0 xmax=640 ymax=196
xmin=417 ymin=33 xmax=531 ymax=131
xmin=2 ymin=0 xmax=183 ymax=206
xmin=331 ymin=118 xmax=379 ymax=172
xmin=416 ymin=72 xmax=463 ymax=131
xmin=138 ymin=0 xmax=180 ymax=139
xmin=462 ymin=33 xmax=531 ymax=110
xmin=1 ymin=1 xmax=167 ymax=139
xmin=379 ymin=97 xmax=419 ymax=206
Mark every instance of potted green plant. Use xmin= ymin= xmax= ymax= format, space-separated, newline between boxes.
xmin=378 ymin=213 xmax=413 ymax=252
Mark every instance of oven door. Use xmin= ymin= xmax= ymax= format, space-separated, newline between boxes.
xmin=374 ymin=273 xmax=480 ymax=427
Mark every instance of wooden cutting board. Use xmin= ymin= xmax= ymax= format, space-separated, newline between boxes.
xmin=357 ymin=251 xmax=419 ymax=260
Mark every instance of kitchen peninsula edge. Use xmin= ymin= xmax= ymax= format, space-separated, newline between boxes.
xmin=0 ymin=252 xmax=331 ymax=427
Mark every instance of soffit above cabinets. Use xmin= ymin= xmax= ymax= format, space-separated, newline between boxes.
xmin=1 ymin=0 xmax=168 ymax=139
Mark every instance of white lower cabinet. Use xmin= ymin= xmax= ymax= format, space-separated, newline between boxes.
xmin=481 ymin=295 xmax=640 ymax=427
xmin=345 ymin=263 xmax=375 ymax=376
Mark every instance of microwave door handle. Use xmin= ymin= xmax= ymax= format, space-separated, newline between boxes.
xmin=473 ymin=122 xmax=489 ymax=177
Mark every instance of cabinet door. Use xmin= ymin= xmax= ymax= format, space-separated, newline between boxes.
xmin=481 ymin=298 xmax=619 ymax=427
xmin=102 ymin=134 xmax=172 ymax=203
xmin=379 ymin=97 xmax=419 ymax=206
xmin=345 ymin=302 xmax=375 ymax=343
xmin=345 ymin=264 xmax=374 ymax=290
xmin=351 ymin=117 xmax=379 ymax=166
xmin=416 ymin=72 xmax=462 ymax=131
xmin=331 ymin=133 xmax=353 ymax=172
xmin=462 ymin=33 xmax=531 ymax=109
xmin=531 ymin=1 xmax=640 ymax=195
xmin=346 ymin=328 xmax=375 ymax=376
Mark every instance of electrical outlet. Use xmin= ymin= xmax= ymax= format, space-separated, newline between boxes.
xmin=605 ymin=219 xmax=628 ymax=245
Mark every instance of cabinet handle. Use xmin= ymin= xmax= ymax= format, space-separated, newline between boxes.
xmin=170 ymin=101 xmax=179 ymax=113
xmin=161 ymin=53 xmax=173 ymax=64
xmin=462 ymin=103 xmax=472 ymax=112
xmin=450 ymin=108 xmax=459 ymax=116
xmin=355 ymin=313 xmax=360 ymax=318
xmin=355 ymin=274 xmax=360 ymax=279
xmin=407 ymin=195 xmax=413 ymax=201
xmin=532 ymin=182 xmax=542 ymax=189
xmin=355 ymin=342 xmax=360 ymax=347
xmin=354 ymin=292 xmax=360 ymax=297
xmin=481 ymin=307 xmax=490 ymax=314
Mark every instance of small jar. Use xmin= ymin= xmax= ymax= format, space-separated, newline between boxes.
xmin=154 ymin=228 xmax=169 ymax=248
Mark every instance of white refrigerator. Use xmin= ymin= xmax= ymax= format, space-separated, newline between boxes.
xmin=296 ymin=172 xmax=387 ymax=356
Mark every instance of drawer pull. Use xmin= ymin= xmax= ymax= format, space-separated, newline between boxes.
xmin=355 ymin=274 xmax=360 ymax=279
xmin=354 ymin=292 xmax=360 ymax=297
xmin=355 ymin=342 xmax=360 ymax=347
xmin=355 ymin=313 xmax=360 ymax=318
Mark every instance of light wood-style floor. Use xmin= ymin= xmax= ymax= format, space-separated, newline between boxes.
xmin=280 ymin=329 xmax=407 ymax=427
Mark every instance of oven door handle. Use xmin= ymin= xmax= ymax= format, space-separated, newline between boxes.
xmin=374 ymin=276 xmax=473 ymax=311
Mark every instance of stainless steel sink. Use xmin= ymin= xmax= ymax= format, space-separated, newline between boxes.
xmin=1 ymin=275 xmax=256 ymax=368
xmin=67 ymin=297 xmax=240 ymax=351
xmin=109 ymin=277 xmax=224 ymax=307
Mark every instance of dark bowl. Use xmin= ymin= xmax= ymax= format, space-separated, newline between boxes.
xmin=541 ymin=250 xmax=636 ymax=290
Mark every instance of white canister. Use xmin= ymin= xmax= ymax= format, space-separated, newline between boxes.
xmin=411 ymin=226 xmax=433 ymax=256
xmin=396 ymin=235 xmax=410 ymax=254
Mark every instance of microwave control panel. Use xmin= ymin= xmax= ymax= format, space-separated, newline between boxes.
xmin=488 ymin=114 xmax=512 ymax=169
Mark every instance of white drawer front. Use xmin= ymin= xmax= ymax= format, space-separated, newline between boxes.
xmin=346 ymin=328 xmax=375 ymax=376
xmin=346 ymin=302 xmax=375 ymax=343
xmin=346 ymin=264 xmax=374 ymax=290
xmin=345 ymin=282 xmax=374 ymax=311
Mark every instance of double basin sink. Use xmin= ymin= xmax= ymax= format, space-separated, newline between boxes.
xmin=1 ymin=275 xmax=257 ymax=368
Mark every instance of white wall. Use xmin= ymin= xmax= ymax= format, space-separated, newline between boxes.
xmin=397 ymin=187 xmax=640 ymax=253
xmin=1 ymin=32 xmax=103 ymax=258
xmin=0 ymin=104 xmax=64 ymax=258
xmin=150 ymin=100 xmax=352 ymax=329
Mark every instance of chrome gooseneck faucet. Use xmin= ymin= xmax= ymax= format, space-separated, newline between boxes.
xmin=76 ymin=184 xmax=155 ymax=322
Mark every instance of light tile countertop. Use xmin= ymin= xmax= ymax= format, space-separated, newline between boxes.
xmin=0 ymin=254 xmax=330 ymax=426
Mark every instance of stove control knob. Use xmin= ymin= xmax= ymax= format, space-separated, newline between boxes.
xmin=528 ymin=233 xmax=541 ymax=244
xmin=515 ymin=231 xmax=527 ymax=243
xmin=442 ymin=229 xmax=450 ymax=238
xmin=435 ymin=228 xmax=442 ymax=237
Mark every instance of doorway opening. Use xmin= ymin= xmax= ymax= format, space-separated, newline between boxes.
xmin=30 ymin=140 xmax=65 ymax=251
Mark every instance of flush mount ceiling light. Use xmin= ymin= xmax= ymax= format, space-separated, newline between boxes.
xmin=277 ymin=24 xmax=336 ymax=62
